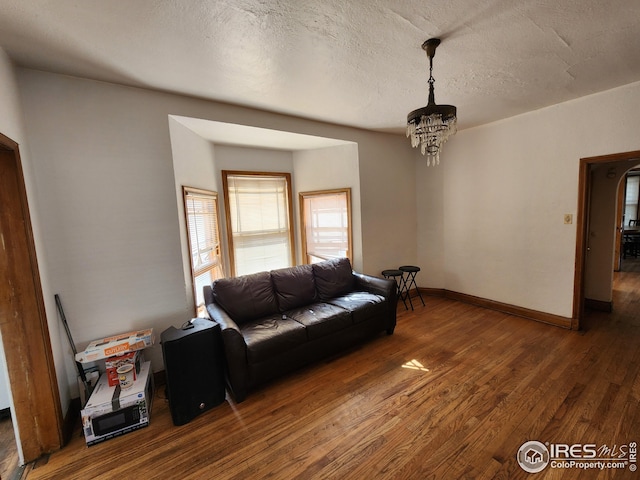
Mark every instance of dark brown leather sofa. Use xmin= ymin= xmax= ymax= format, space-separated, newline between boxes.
xmin=203 ymin=257 xmax=396 ymax=402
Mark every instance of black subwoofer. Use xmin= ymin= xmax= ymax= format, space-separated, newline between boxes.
xmin=161 ymin=318 xmax=226 ymax=426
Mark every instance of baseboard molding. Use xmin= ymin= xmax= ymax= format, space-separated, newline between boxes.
xmin=421 ymin=287 xmax=446 ymax=298
xmin=584 ymin=298 xmax=612 ymax=312
xmin=420 ymin=288 xmax=574 ymax=329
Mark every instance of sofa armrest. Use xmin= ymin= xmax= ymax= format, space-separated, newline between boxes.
xmin=353 ymin=272 xmax=396 ymax=300
xmin=205 ymin=296 xmax=249 ymax=402
xmin=353 ymin=272 xmax=397 ymax=334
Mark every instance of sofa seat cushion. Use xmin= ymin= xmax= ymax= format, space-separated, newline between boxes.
xmin=286 ymin=303 xmax=351 ymax=340
xmin=212 ymin=271 xmax=278 ymax=325
xmin=271 ymin=264 xmax=317 ymax=311
xmin=326 ymin=292 xmax=386 ymax=324
xmin=241 ymin=315 xmax=308 ymax=364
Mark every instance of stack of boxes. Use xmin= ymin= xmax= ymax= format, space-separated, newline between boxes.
xmin=75 ymin=328 xmax=154 ymax=365
xmin=104 ymin=351 xmax=141 ymax=386
xmin=76 ymin=328 xmax=155 ymax=445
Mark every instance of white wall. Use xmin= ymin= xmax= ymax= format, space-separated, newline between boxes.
xmin=293 ymin=144 xmax=362 ymax=270
xmin=421 ymin=81 xmax=640 ymax=318
xmin=0 ymin=330 xmax=9 ymax=411
xmin=169 ymin=117 xmax=220 ymax=307
xmin=416 ymin=159 xmax=445 ymax=287
xmin=17 ymin=72 xmax=191 ymax=388
xmin=15 ymin=69 xmax=417 ymax=407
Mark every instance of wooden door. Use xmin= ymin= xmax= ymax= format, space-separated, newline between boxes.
xmin=0 ymin=137 xmax=63 ymax=461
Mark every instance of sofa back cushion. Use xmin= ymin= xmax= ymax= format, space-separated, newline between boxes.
xmin=211 ymin=271 xmax=278 ymax=325
xmin=312 ymin=257 xmax=355 ymax=300
xmin=271 ymin=264 xmax=317 ymax=311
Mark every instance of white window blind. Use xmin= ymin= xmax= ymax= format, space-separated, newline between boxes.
xmin=183 ymin=187 xmax=223 ymax=314
xmin=301 ymin=189 xmax=351 ymax=264
xmin=224 ymin=172 xmax=293 ymax=276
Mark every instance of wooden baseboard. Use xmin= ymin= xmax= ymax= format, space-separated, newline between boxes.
xmin=419 ymin=288 xmax=574 ymax=329
xmin=420 ymin=287 xmax=446 ymax=298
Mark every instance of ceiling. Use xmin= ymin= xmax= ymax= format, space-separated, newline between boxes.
xmin=1 ymin=0 xmax=640 ymax=134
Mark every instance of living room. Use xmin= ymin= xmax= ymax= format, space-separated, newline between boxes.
xmin=1 ymin=1 xmax=640 ymax=478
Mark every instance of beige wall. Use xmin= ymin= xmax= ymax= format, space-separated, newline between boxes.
xmin=168 ymin=117 xmax=220 ymax=306
xmin=419 ymin=81 xmax=640 ymax=318
xmin=10 ymin=58 xmax=640 ymax=416
xmin=15 ymin=68 xmax=416 ymax=406
xmin=293 ymin=144 xmax=362 ymax=269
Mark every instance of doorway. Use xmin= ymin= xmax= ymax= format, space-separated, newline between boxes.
xmin=575 ymin=149 xmax=640 ymax=329
xmin=0 ymin=133 xmax=63 ymax=463
xmin=0 ymin=334 xmax=17 ymax=478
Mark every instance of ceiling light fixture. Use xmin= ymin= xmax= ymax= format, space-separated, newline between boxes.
xmin=407 ymin=38 xmax=457 ymax=166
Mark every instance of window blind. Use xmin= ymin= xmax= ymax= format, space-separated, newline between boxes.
xmin=225 ymin=173 xmax=293 ymax=276
xmin=301 ymin=190 xmax=350 ymax=263
xmin=183 ymin=188 xmax=223 ymax=313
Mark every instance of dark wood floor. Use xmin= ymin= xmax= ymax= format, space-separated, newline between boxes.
xmin=21 ymin=264 xmax=640 ymax=479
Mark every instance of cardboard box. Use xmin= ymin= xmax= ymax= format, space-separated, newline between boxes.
xmin=81 ymin=361 xmax=154 ymax=446
xmin=75 ymin=328 xmax=154 ymax=363
xmin=105 ymin=350 xmax=142 ymax=387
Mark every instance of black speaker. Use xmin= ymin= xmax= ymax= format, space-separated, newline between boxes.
xmin=161 ymin=318 xmax=226 ymax=426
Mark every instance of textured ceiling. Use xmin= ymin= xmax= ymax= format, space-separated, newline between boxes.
xmin=1 ymin=0 xmax=639 ymax=133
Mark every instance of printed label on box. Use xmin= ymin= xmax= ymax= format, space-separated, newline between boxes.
xmin=75 ymin=329 xmax=154 ymax=363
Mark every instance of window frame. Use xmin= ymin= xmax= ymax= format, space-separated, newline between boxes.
xmin=182 ymin=186 xmax=224 ymax=315
xmin=221 ymin=170 xmax=295 ymax=276
xmin=299 ymin=188 xmax=352 ymax=264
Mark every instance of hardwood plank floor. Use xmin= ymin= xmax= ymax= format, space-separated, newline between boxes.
xmin=0 ymin=413 xmax=18 ymax=479
xmin=23 ymin=269 xmax=640 ymax=479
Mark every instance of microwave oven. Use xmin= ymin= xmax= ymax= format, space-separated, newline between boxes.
xmin=81 ymin=360 xmax=153 ymax=446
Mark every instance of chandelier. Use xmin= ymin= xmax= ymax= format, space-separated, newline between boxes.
xmin=407 ymin=38 xmax=457 ymax=166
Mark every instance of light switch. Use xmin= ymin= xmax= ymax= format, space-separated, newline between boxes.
xmin=564 ymin=214 xmax=573 ymax=224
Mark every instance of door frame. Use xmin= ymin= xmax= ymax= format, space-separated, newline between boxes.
xmin=574 ymin=149 xmax=640 ymax=328
xmin=613 ymin=177 xmax=625 ymax=272
xmin=0 ymin=132 xmax=63 ymax=462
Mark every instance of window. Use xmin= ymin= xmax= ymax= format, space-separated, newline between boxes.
xmin=624 ymin=174 xmax=640 ymax=225
xmin=299 ymin=188 xmax=352 ymax=264
xmin=183 ymin=187 xmax=224 ymax=315
xmin=222 ymin=171 xmax=295 ymax=276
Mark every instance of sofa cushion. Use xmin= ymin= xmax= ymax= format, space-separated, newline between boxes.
xmin=271 ymin=264 xmax=317 ymax=311
xmin=312 ymin=257 xmax=355 ymax=300
xmin=326 ymin=292 xmax=386 ymax=324
xmin=241 ymin=315 xmax=308 ymax=363
xmin=211 ymin=271 xmax=278 ymax=325
xmin=286 ymin=302 xmax=351 ymax=340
